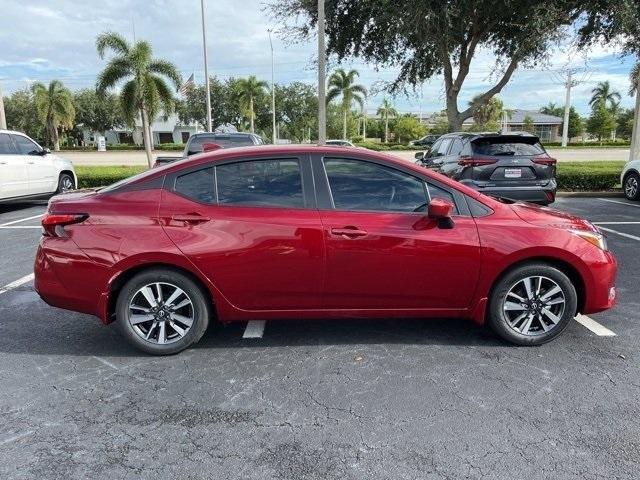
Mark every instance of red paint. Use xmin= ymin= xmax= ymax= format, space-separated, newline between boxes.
xmin=34 ymin=145 xmax=617 ymax=328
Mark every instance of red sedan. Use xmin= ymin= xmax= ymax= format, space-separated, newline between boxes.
xmin=34 ymin=145 xmax=617 ymax=354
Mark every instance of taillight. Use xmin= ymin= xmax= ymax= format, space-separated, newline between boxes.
xmin=41 ymin=213 xmax=88 ymax=237
xmin=458 ymin=156 xmax=498 ymax=167
xmin=533 ymin=156 xmax=557 ymax=166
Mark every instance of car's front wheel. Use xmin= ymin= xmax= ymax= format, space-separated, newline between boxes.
xmin=487 ymin=263 xmax=577 ymax=345
xmin=57 ymin=173 xmax=75 ymax=194
xmin=115 ymin=268 xmax=211 ymax=355
xmin=624 ymin=172 xmax=640 ymax=201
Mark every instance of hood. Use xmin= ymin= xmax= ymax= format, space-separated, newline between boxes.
xmin=510 ymin=202 xmax=598 ymax=233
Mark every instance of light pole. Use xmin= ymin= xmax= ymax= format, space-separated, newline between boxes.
xmin=0 ymin=81 xmax=6 ymax=130
xmin=317 ymin=0 xmax=326 ymax=145
xmin=200 ymin=0 xmax=212 ymax=132
xmin=268 ymin=30 xmax=277 ymax=144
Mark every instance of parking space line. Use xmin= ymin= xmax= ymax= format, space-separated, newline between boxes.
xmin=242 ymin=320 xmax=266 ymax=338
xmin=575 ymin=314 xmax=616 ymax=337
xmin=594 ymin=222 xmax=640 ymax=225
xmin=598 ymin=226 xmax=640 ymax=242
xmin=599 ymin=198 xmax=640 ymax=209
xmin=0 ymin=273 xmax=35 ymax=295
xmin=0 ymin=226 xmax=42 ymax=229
xmin=0 ymin=214 xmax=44 ymax=227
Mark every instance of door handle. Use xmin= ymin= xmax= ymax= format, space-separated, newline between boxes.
xmin=330 ymin=226 xmax=368 ymax=238
xmin=0 ymin=161 xmax=7 ymax=165
xmin=171 ymin=214 xmax=210 ymax=224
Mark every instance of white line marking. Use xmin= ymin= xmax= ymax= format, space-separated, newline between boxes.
xmin=599 ymin=198 xmax=640 ymax=208
xmin=598 ymin=226 xmax=640 ymax=242
xmin=0 ymin=226 xmax=42 ymax=229
xmin=575 ymin=314 xmax=616 ymax=337
xmin=0 ymin=213 xmax=44 ymax=227
xmin=594 ymin=221 xmax=640 ymax=225
xmin=0 ymin=430 xmax=35 ymax=446
xmin=92 ymin=356 xmax=119 ymax=370
xmin=242 ymin=320 xmax=266 ymax=339
xmin=0 ymin=273 xmax=35 ymax=295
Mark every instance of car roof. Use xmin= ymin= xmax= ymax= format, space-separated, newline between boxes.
xmin=438 ymin=131 xmax=540 ymax=141
xmin=0 ymin=129 xmax=30 ymax=137
xmin=191 ymin=132 xmax=257 ymax=137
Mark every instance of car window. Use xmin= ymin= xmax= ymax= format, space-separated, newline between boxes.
xmin=428 ymin=139 xmax=441 ymax=157
xmin=216 ymin=159 xmax=304 ymax=208
xmin=0 ymin=133 xmax=17 ymax=154
xmin=471 ymin=139 xmax=545 ymax=156
xmin=448 ymin=138 xmax=463 ymax=156
xmin=11 ymin=135 xmax=41 ymax=155
xmin=174 ymin=167 xmax=215 ymax=203
xmin=436 ymin=138 xmax=452 ymax=156
xmin=427 ymin=183 xmax=458 ymax=214
xmin=324 ymin=158 xmax=427 ymax=213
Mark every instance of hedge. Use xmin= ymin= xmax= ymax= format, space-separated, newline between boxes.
xmin=75 ymin=162 xmax=624 ymax=192
xmin=63 ymin=143 xmax=184 ymax=152
xmin=354 ymin=141 xmax=422 ymax=151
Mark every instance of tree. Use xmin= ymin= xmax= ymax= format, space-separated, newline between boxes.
xmin=273 ymin=0 xmax=585 ymax=131
xmin=540 ymin=102 xmax=563 ymax=117
xmin=96 ymin=31 xmax=182 ymax=167
xmin=72 ymin=89 xmax=123 ymax=136
xmin=3 ymin=88 xmax=44 ymax=141
xmin=234 ymin=76 xmax=268 ymax=134
xmin=586 ymin=101 xmax=616 ymax=143
xmin=469 ymin=95 xmax=503 ymax=130
xmin=31 ymin=80 xmax=75 ymax=151
xmin=589 ymin=80 xmax=621 ymax=109
xmin=175 ymin=77 xmax=242 ymax=132
xmin=540 ymin=103 xmax=582 ymax=139
xmin=376 ymin=99 xmax=397 ymax=143
xmin=522 ymin=115 xmax=536 ymax=134
xmin=326 ymin=68 xmax=367 ymax=139
xmin=393 ymin=115 xmax=426 ymax=144
xmin=273 ymin=82 xmax=318 ymax=142
xmin=616 ymin=108 xmax=635 ymax=140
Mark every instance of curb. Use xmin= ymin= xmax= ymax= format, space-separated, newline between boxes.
xmin=556 ymin=191 xmax=623 ymax=198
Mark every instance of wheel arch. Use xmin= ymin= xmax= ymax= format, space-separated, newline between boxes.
xmin=622 ymin=168 xmax=639 ymax=186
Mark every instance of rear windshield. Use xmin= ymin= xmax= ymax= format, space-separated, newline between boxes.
xmin=472 ymin=139 xmax=545 ymax=156
xmin=189 ymin=135 xmax=255 ymax=152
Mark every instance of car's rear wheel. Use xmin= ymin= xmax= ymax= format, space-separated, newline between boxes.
xmin=623 ymin=172 xmax=640 ymax=201
xmin=487 ymin=263 xmax=577 ymax=345
xmin=115 ymin=268 xmax=211 ymax=355
xmin=57 ymin=173 xmax=75 ymax=194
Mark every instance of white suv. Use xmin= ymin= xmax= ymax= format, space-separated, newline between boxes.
xmin=0 ymin=130 xmax=77 ymax=202
xmin=621 ymin=160 xmax=640 ymax=201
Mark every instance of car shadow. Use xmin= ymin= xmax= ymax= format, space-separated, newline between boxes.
xmin=0 ymin=200 xmax=48 ymax=214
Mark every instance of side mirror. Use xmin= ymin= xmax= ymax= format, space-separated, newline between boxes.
xmin=414 ymin=151 xmax=424 ymax=161
xmin=428 ymin=197 xmax=455 ymax=229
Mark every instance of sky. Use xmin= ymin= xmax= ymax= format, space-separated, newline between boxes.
xmin=0 ymin=0 xmax=637 ymax=117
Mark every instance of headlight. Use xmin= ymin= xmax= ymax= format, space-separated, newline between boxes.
xmin=569 ymin=229 xmax=608 ymax=251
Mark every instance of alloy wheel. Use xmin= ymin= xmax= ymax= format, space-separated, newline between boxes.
xmin=502 ymin=276 xmax=566 ymax=336
xmin=625 ymin=176 xmax=638 ymax=199
xmin=61 ymin=176 xmax=74 ymax=192
xmin=128 ymin=282 xmax=194 ymax=344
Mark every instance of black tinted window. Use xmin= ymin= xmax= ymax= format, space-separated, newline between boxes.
xmin=427 ymin=183 xmax=458 ymax=214
xmin=0 ymin=133 xmax=17 ymax=154
xmin=472 ymin=140 xmax=545 ymax=156
xmin=324 ymin=158 xmax=427 ymax=212
xmin=12 ymin=135 xmax=41 ymax=155
xmin=175 ymin=167 xmax=215 ymax=203
xmin=216 ymin=159 xmax=304 ymax=208
xmin=449 ymin=138 xmax=463 ymax=156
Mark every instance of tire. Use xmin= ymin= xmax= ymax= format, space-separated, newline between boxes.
xmin=487 ymin=263 xmax=577 ymax=346
xmin=623 ymin=172 xmax=640 ymax=201
xmin=56 ymin=172 xmax=75 ymax=194
xmin=115 ymin=268 xmax=211 ymax=355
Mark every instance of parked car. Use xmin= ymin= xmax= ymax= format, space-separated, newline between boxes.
xmin=326 ymin=139 xmax=355 ymax=147
xmin=154 ymin=132 xmax=265 ymax=167
xmin=621 ymin=159 xmax=640 ymax=201
xmin=35 ymin=145 xmax=616 ymax=354
xmin=409 ymin=134 xmax=440 ymax=147
xmin=415 ymin=132 xmax=557 ymax=204
xmin=0 ymin=130 xmax=76 ymax=202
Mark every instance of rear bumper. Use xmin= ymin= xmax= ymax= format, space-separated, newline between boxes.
xmin=462 ymin=181 xmax=556 ymax=204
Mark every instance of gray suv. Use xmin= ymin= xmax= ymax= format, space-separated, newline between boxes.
xmin=415 ymin=132 xmax=557 ymax=205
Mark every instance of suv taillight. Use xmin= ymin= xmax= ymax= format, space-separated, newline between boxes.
xmin=532 ymin=156 xmax=557 ymax=166
xmin=458 ymin=156 xmax=498 ymax=167
xmin=42 ymin=213 xmax=88 ymax=237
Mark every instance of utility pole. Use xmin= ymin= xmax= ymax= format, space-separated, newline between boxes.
xmin=0 ymin=81 xmax=6 ymax=130
xmin=317 ymin=0 xmax=326 ymax=145
xmin=200 ymin=0 xmax=212 ymax=132
xmin=550 ymin=66 xmax=588 ymax=147
xmin=268 ymin=30 xmax=277 ymax=144
xmin=631 ymin=68 xmax=640 ymax=162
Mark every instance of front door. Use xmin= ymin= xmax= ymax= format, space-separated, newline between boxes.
xmin=317 ymin=157 xmax=481 ymax=311
xmin=11 ymin=134 xmax=56 ymax=194
xmin=160 ymin=156 xmax=324 ymax=311
xmin=0 ymin=133 xmax=29 ymax=199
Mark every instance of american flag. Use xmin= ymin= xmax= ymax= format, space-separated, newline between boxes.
xmin=179 ymin=73 xmax=195 ymax=96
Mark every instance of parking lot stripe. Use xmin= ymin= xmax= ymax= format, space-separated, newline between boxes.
xmin=599 ymin=198 xmax=640 ymax=209
xmin=575 ymin=314 xmax=616 ymax=337
xmin=242 ymin=320 xmax=266 ymax=338
xmin=0 ymin=273 xmax=35 ymax=295
xmin=598 ymin=226 xmax=640 ymax=242
xmin=594 ymin=222 xmax=640 ymax=225
xmin=0 ymin=214 xmax=44 ymax=227
xmin=0 ymin=226 xmax=42 ymax=229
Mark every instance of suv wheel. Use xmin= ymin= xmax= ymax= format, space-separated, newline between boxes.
xmin=57 ymin=173 xmax=75 ymax=193
xmin=115 ymin=268 xmax=211 ymax=355
xmin=488 ymin=263 xmax=577 ymax=345
xmin=624 ymin=172 xmax=640 ymax=201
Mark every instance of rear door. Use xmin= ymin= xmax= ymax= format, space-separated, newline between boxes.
xmin=0 ymin=133 xmax=29 ymax=199
xmin=12 ymin=134 xmax=57 ymax=194
xmin=469 ymin=136 xmax=555 ymax=188
xmin=160 ymin=155 xmax=325 ymax=311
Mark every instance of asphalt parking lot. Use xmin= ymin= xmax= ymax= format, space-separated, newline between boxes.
xmin=0 ymin=196 xmax=639 ymax=480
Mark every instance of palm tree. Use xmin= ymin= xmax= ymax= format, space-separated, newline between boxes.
xmin=235 ymin=76 xmax=268 ymax=133
xmin=589 ymin=80 xmax=622 ymax=109
xmin=95 ymin=32 xmax=181 ymax=168
xmin=326 ymin=69 xmax=367 ymax=139
xmin=377 ymin=99 xmax=397 ymax=143
xmin=31 ymin=80 xmax=75 ymax=151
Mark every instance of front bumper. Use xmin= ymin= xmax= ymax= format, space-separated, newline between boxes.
xmin=582 ymin=249 xmax=618 ymax=314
